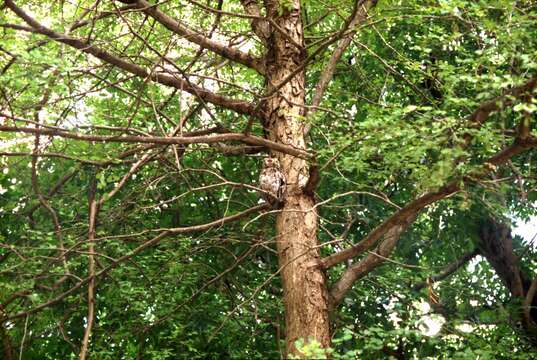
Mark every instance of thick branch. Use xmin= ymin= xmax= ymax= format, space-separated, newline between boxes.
xmin=330 ymin=218 xmax=412 ymax=306
xmin=327 ymin=137 xmax=537 ymax=304
xmin=322 ymin=75 xmax=537 ymax=269
xmin=465 ymin=76 xmax=537 ymax=137
xmin=0 ymin=125 xmax=312 ymax=158
xmin=0 ymin=151 xmax=131 ymax=165
xmin=118 ymin=0 xmax=265 ymax=74
xmin=322 ymin=136 xmax=537 ymax=270
xmin=4 ymin=0 xmax=257 ymax=117
xmin=240 ymin=0 xmax=270 ymax=44
xmin=321 ymin=185 xmax=455 ymax=269
xmin=524 ymin=277 xmax=537 ymax=329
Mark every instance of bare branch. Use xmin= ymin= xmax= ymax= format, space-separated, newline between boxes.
xmin=69 ymin=4 xmax=141 ymax=32
xmin=4 ymin=0 xmax=258 ymax=117
xmin=118 ymin=0 xmax=266 ymax=74
xmin=307 ymin=1 xmax=377 ymax=120
xmin=79 ymin=183 xmax=98 ymax=360
xmin=0 ymin=125 xmax=313 ymax=158
xmin=330 ymin=218 xmax=412 ymax=306
xmin=0 ymin=151 xmax=133 ymax=165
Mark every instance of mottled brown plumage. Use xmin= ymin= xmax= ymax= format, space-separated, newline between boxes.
xmin=259 ymin=157 xmax=286 ymax=203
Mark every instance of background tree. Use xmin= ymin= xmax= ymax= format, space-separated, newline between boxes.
xmin=1 ymin=0 xmax=536 ymax=358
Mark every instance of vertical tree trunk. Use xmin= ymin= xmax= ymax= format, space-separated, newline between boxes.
xmin=478 ymin=219 xmax=525 ymax=297
xmin=1 ymin=325 xmax=14 ymax=360
xmin=263 ymin=0 xmax=331 ymax=355
xmin=478 ymin=218 xmax=537 ymax=342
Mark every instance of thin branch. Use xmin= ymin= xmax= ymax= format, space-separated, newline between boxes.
xmin=0 ymin=151 xmax=133 ymax=165
xmin=306 ymin=0 xmax=377 ymax=134
xmin=79 ymin=180 xmax=98 ymax=360
xmin=4 ymin=203 xmax=270 ymax=321
xmin=142 ymin=240 xmax=260 ymax=332
xmin=29 ymin=70 xmax=71 ymax=284
xmin=25 ymin=166 xmax=80 ymax=216
xmin=69 ymin=4 xmax=141 ymax=31
xmin=18 ymin=315 xmax=28 ymax=360
xmin=412 ymin=249 xmax=479 ymax=291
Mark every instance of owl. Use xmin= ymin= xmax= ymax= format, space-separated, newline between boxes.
xmin=259 ymin=157 xmax=286 ymax=203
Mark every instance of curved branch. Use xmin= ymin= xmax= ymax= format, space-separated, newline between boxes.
xmin=329 ymin=218 xmax=411 ymax=307
xmin=322 ymin=137 xmax=537 ymax=270
xmin=118 ymin=0 xmax=265 ymax=74
xmin=465 ymin=76 xmax=537 ymax=137
xmin=323 ymin=136 xmax=537 ymax=307
xmin=321 ymin=184 xmax=456 ymax=269
xmin=327 ymin=136 xmax=537 ymax=305
xmin=4 ymin=0 xmax=258 ymax=117
xmin=524 ymin=277 xmax=537 ymax=328
xmin=321 ymin=75 xmax=537 ymax=269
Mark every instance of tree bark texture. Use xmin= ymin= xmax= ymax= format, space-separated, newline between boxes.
xmin=263 ymin=0 xmax=331 ymax=355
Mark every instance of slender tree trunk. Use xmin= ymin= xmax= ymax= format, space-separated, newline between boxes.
xmin=0 ymin=322 xmax=14 ymax=360
xmin=263 ymin=1 xmax=331 ymax=355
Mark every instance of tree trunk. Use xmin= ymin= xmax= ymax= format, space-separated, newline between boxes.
xmin=264 ymin=0 xmax=331 ymax=355
xmin=0 ymin=324 xmax=14 ymax=360
xmin=478 ymin=218 xmax=537 ymax=341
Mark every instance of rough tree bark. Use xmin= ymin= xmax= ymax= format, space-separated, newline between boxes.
xmin=263 ymin=0 xmax=331 ymax=354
